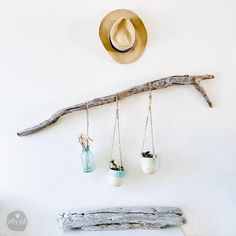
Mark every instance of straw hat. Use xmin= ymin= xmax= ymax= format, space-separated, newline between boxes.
xmin=99 ymin=9 xmax=148 ymax=64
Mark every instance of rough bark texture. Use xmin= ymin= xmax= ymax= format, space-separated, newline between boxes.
xmin=57 ymin=206 xmax=186 ymax=231
xmin=17 ymin=74 xmax=214 ymax=136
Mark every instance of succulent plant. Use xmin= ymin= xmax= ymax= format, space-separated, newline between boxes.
xmin=141 ymin=151 xmax=157 ymax=158
xmin=110 ymin=160 xmax=124 ymax=171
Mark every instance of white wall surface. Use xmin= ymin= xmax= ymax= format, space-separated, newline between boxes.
xmin=0 ymin=0 xmax=235 ymax=235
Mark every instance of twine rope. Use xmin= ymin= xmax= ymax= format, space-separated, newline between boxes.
xmin=141 ymin=83 xmax=155 ymax=154
xmin=111 ymin=95 xmax=123 ymax=167
xmin=79 ymin=102 xmax=92 ymax=148
xmin=86 ymin=102 xmax=89 ymax=137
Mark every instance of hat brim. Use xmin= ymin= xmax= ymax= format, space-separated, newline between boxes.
xmin=99 ymin=9 xmax=147 ymax=64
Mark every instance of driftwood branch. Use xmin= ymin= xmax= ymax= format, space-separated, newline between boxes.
xmin=17 ymin=74 xmax=214 ymax=137
xmin=193 ymin=81 xmax=213 ymax=107
xmin=57 ymin=206 xmax=186 ymax=231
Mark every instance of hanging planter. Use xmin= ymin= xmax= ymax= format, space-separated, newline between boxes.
xmin=78 ymin=103 xmax=95 ymax=173
xmin=141 ymin=83 xmax=158 ymax=175
xmin=109 ymin=160 xmax=126 ymax=187
xmin=141 ymin=151 xmax=158 ymax=174
xmin=80 ymin=139 xmax=95 ymax=173
xmin=109 ymin=95 xmax=126 ymax=187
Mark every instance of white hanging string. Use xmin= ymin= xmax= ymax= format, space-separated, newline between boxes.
xmin=141 ymin=83 xmax=155 ymax=155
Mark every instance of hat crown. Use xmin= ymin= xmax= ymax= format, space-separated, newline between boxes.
xmin=110 ymin=17 xmax=135 ymax=52
xmin=99 ymin=9 xmax=147 ymax=63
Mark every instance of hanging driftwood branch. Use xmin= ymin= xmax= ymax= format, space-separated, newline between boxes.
xmin=57 ymin=206 xmax=186 ymax=231
xmin=17 ymin=74 xmax=214 ymax=137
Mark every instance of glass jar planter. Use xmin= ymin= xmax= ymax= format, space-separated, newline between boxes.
xmin=81 ymin=147 xmax=95 ymax=173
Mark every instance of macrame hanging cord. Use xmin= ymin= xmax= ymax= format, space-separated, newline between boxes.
xmin=111 ymin=95 xmax=123 ymax=167
xmin=86 ymin=102 xmax=89 ymax=138
xmin=141 ymin=83 xmax=155 ymax=154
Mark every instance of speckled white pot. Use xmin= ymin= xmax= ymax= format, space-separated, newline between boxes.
xmin=141 ymin=157 xmax=157 ymax=174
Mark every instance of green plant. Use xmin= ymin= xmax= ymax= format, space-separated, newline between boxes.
xmin=141 ymin=151 xmax=156 ymax=158
xmin=110 ymin=160 xmax=124 ymax=171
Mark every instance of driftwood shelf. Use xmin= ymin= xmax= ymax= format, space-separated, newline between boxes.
xmin=17 ymin=74 xmax=214 ymax=136
xmin=57 ymin=206 xmax=186 ymax=231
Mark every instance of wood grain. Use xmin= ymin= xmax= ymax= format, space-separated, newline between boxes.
xmin=57 ymin=206 xmax=186 ymax=231
xmin=17 ymin=74 xmax=214 ymax=136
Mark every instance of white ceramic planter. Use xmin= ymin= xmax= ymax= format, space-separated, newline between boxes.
xmin=141 ymin=157 xmax=157 ymax=174
xmin=109 ymin=169 xmax=126 ymax=187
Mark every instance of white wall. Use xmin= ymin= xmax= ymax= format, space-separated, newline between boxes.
xmin=0 ymin=0 xmax=235 ymax=235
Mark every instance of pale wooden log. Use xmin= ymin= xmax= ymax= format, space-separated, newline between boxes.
xmin=193 ymin=81 xmax=213 ymax=107
xmin=57 ymin=206 xmax=186 ymax=231
xmin=17 ymin=74 xmax=214 ymax=136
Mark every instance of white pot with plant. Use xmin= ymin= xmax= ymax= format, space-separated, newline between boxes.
xmin=141 ymin=151 xmax=158 ymax=174
xmin=109 ymin=95 xmax=126 ymax=187
xmin=141 ymin=83 xmax=159 ymax=175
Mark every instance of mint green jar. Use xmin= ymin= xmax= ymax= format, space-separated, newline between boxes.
xmin=81 ymin=147 xmax=95 ymax=173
